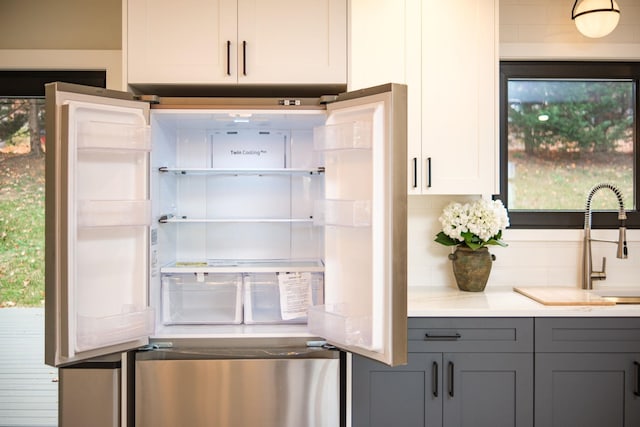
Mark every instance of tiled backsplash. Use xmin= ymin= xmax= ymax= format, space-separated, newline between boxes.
xmin=408 ymin=195 xmax=640 ymax=289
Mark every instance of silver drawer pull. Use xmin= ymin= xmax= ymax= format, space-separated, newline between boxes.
xmin=424 ymin=333 xmax=461 ymax=341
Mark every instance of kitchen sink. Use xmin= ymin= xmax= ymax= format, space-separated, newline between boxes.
xmin=589 ymin=289 xmax=640 ymax=304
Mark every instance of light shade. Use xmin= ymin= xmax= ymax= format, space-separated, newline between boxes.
xmin=572 ymin=0 xmax=620 ymax=38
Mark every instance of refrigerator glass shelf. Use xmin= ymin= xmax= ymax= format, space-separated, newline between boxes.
xmin=161 ymin=258 xmax=324 ymax=273
xmin=159 ymin=217 xmax=315 ymax=224
xmin=158 ymin=167 xmax=324 ymax=176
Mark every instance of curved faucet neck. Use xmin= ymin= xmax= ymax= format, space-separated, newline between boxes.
xmin=582 ymin=183 xmax=628 ymax=290
xmin=584 ymin=183 xmax=627 ymax=230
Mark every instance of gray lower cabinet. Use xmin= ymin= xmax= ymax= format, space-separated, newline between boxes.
xmin=352 ymin=318 xmax=534 ymax=427
xmin=443 ymin=353 xmax=533 ymax=427
xmin=534 ymin=317 xmax=640 ymax=427
xmin=352 ymin=352 xmax=440 ymax=427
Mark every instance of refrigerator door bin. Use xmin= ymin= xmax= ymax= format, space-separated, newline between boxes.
xmin=313 ymin=119 xmax=372 ymax=150
xmin=76 ymin=307 xmax=154 ymax=353
xmin=161 ymin=273 xmax=243 ymax=325
xmin=77 ymin=200 xmax=151 ymax=227
xmin=243 ymin=272 xmax=324 ymax=324
xmin=73 ymin=102 xmax=151 ymax=151
xmin=313 ymin=199 xmax=371 ymax=227
xmin=308 ymin=303 xmax=376 ymax=350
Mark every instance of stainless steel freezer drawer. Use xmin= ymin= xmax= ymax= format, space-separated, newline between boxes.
xmin=135 ymin=348 xmax=340 ymax=427
xmin=59 ymin=355 xmax=121 ymax=427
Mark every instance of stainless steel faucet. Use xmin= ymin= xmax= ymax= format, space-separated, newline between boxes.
xmin=582 ymin=183 xmax=628 ymax=290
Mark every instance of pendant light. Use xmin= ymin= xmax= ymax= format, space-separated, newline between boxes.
xmin=571 ymin=0 xmax=620 ymax=38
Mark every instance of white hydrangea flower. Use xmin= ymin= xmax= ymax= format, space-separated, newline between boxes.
xmin=438 ymin=199 xmax=509 ymax=247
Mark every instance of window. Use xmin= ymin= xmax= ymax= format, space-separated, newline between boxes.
xmin=0 ymin=70 xmax=105 ymax=306
xmin=499 ymin=62 xmax=640 ymax=229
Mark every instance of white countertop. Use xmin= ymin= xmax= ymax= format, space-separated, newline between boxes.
xmin=408 ymin=286 xmax=640 ymax=317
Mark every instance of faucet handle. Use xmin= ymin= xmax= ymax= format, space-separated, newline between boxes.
xmin=592 ymin=256 xmax=607 ymax=281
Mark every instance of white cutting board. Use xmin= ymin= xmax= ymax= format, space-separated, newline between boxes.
xmin=513 ymin=286 xmax=616 ymax=306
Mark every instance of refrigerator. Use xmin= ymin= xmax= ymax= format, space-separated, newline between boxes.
xmin=44 ymin=81 xmax=407 ymax=427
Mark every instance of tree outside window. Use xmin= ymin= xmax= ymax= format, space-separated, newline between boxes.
xmin=0 ymin=98 xmax=46 ymax=307
xmin=0 ymin=70 xmax=105 ymax=307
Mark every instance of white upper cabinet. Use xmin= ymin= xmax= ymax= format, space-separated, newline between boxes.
xmin=349 ymin=0 xmax=498 ymax=195
xmin=418 ymin=0 xmax=498 ymax=195
xmin=126 ymin=0 xmax=347 ymax=87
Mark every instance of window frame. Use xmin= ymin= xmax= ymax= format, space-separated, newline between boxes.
xmin=499 ymin=61 xmax=640 ymax=230
xmin=0 ymin=70 xmax=106 ymax=97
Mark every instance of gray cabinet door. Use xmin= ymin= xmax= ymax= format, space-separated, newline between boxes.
xmin=535 ymin=353 xmax=640 ymax=427
xmin=443 ymin=353 xmax=534 ymax=427
xmin=353 ymin=318 xmax=535 ymax=427
xmin=352 ymin=353 xmax=443 ymax=427
xmin=352 ymin=352 xmax=534 ymax=427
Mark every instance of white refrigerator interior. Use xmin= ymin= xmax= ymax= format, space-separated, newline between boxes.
xmin=151 ymin=108 xmax=327 ymax=333
xmin=46 ymin=83 xmax=407 ymax=369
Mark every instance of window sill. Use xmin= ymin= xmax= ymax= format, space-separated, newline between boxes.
xmin=505 ymin=228 xmax=640 ymax=243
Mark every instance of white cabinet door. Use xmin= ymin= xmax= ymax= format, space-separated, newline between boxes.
xmin=349 ymin=0 xmax=496 ymax=196
xmin=127 ymin=0 xmax=346 ymax=87
xmin=420 ymin=0 xmax=498 ymax=195
xmin=349 ymin=0 xmax=422 ymax=194
xmin=127 ymin=0 xmax=237 ymax=85
xmin=237 ymin=0 xmax=346 ymax=85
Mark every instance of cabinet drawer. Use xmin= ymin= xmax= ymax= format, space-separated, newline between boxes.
xmin=536 ymin=317 xmax=640 ymax=353
xmin=408 ymin=317 xmax=533 ymax=353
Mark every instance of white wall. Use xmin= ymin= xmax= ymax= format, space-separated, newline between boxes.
xmin=0 ymin=50 xmax=123 ymax=90
xmin=501 ymin=0 xmax=640 ymax=59
xmin=409 ymin=0 xmax=640 ymax=290
xmin=0 ymin=0 xmax=122 ymax=89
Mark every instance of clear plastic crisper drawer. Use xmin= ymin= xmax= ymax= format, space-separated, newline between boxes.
xmin=162 ymin=273 xmax=243 ymax=325
xmin=244 ymin=272 xmax=324 ymax=324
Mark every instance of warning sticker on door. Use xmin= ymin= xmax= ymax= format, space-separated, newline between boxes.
xmin=278 ymin=272 xmax=312 ymax=320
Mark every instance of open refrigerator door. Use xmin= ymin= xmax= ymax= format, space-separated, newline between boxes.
xmin=308 ymin=84 xmax=408 ymax=367
xmin=45 ymin=83 xmax=154 ymax=367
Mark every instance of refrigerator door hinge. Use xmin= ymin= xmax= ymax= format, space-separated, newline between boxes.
xmin=319 ymin=95 xmax=339 ymax=104
xmin=134 ymin=94 xmax=161 ymax=104
xmin=138 ymin=342 xmax=173 ymax=351
xmin=278 ymin=99 xmax=302 ymax=106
